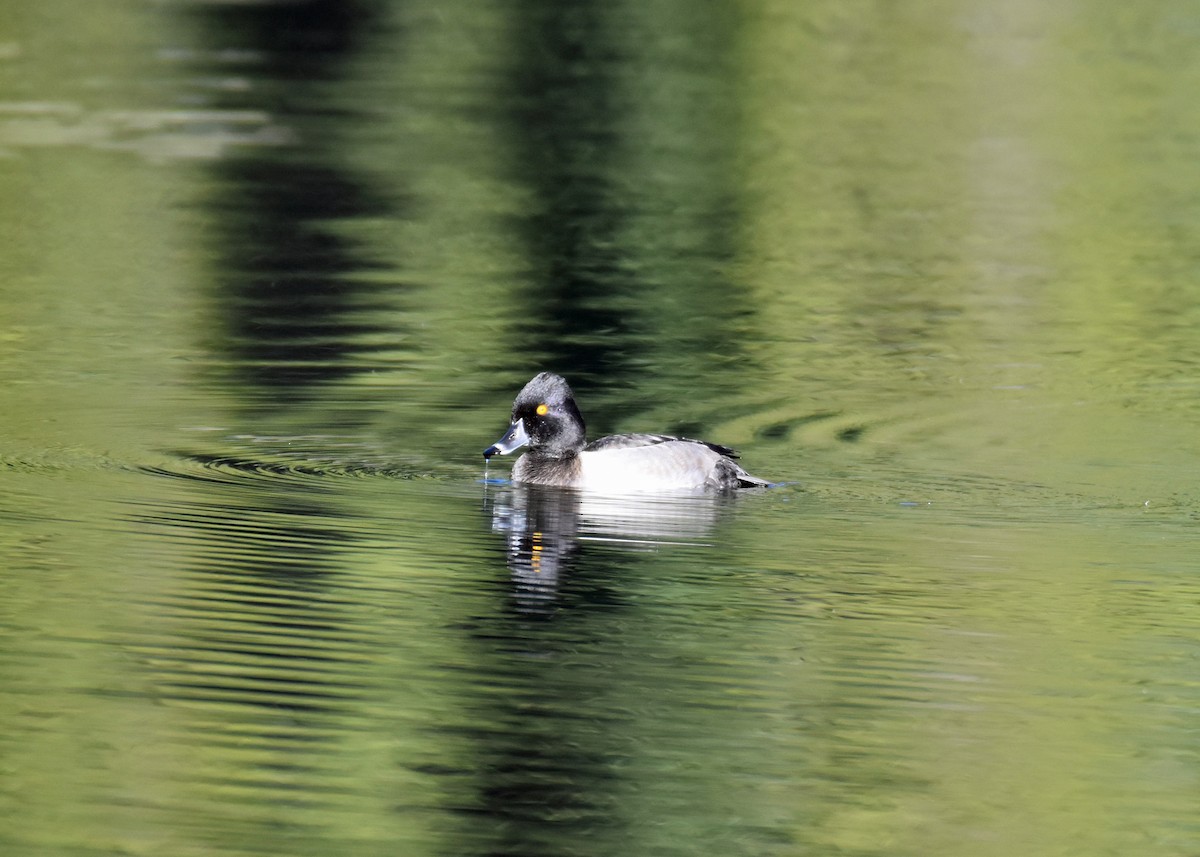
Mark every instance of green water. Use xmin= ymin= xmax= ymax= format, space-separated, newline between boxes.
xmin=2 ymin=2 xmax=1199 ymax=856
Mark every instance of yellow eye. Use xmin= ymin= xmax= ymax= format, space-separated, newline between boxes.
xmin=536 ymin=403 xmax=549 ymax=416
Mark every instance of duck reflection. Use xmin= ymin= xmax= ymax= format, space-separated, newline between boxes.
xmin=484 ymin=483 xmax=737 ymax=608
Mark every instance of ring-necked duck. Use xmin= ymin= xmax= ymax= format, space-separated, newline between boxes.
xmin=484 ymin=372 xmax=769 ymax=491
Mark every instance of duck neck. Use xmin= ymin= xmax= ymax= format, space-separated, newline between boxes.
xmin=530 ymin=445 xmax=580 ymax=461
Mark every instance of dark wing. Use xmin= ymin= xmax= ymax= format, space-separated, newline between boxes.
xmin=584 ymin=433 xmax=741 ymax=459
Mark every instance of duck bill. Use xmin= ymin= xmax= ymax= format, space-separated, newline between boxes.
xmin=484 ymin=418 xmax=530 ymax=459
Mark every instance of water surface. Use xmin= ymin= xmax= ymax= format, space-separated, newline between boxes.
xmin=2 ymin=2 xmax=1199 ymax=856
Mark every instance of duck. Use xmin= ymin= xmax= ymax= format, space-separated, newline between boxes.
xmin=483 ymin=372 xmax=769 ymax=491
